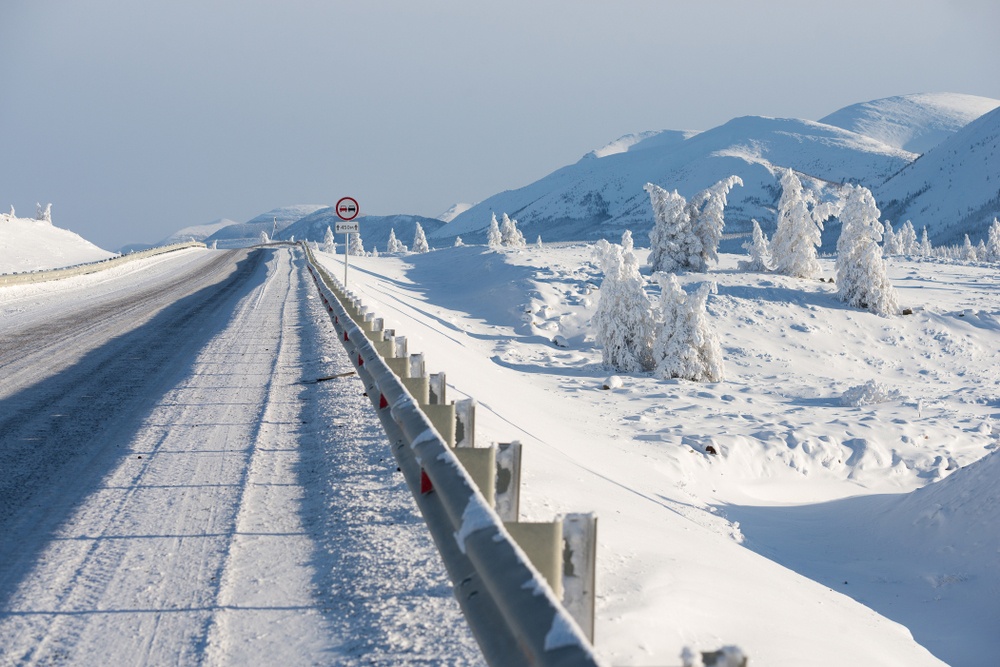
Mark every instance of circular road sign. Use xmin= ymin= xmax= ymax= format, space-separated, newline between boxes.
xmin=336 ymin=197 xmax=360 ymax=221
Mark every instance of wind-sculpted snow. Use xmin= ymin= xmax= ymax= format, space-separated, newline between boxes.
xmin=315 ymin=243 xmax=998 ymax=666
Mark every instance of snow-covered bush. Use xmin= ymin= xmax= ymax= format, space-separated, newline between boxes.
xmin=36 ymin=202 xmax=52 ymax=223
xmin=259 ymin=230 xmax=270 ymax=244
xmin=645 ymin=176 xmax=742 ymax=273
xmin=835 ymin=185 xmax=899 ymax=316
xmin=210 ymin=240 xmax=218 ymax=250
xmin=651 ymin=273 xmax=724 ymax=382
xmin=771 ymin=169 xmax=838 ymax=279
xmin=454 ymin=236 xmax=464 ymax=247
xmin=840 ymin=380 xmax=902 ymax=407
xmin=737 ymin=219 xmax=771 ymax=272
xmin=370 ymin=246 xmax=380 ymax=258
xmin=412 ymin=222 xmax=429 ymax=253
xmin=592 ymin=231 xmax=655 ymax=372
xmin=500 ymin=213 xmax=526 ymax=248
xmin=487 ymin=214 xmax=503 ymax=249
xmin=348 ymin=232 xmax=365 ymax=256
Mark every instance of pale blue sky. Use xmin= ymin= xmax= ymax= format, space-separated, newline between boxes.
xmin=2 ymin=0 xmax=998 ymax=249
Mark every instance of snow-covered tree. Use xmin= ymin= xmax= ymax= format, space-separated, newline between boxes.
xmin=645 ymin=176 xmax=742 ymax=273
xmin=882 ymin=219 xmax=900 ymax=256
xmin=645 ymin=184 xmax=691 ymax=273
xmin=386 ymin=227 xmax=407 ymax=253
xmin=536 ymin=235 xmax=543 ymax=248
xmin=920 ymin=226 xmax=932 ymax=256
xmin=737 ymin=219 xmax=771 ymax=272
xmin=835 ymin=185 xmax=899 ymax=317
xmin=592 ymin=230 xmax=655 ymax=372
xmin=7 ymin=205 xmax=14 ymax=217
xmin=651 ymin=273 xmax=724 ymax=382
xmin=36 ymin=202 xmax=52 ymax=223
xmin=771 ymin=169 xmax=838 ymax=279
xmin=454 ymin=236 xmax=464 ymax=247
xmin=348 ymin=232 xmax=365 ymax=256
xmin=323 ymin=225 xmax=336 ymax=253
xmin=897 ymin=220 xmax=918 ymax=255
xmin=371 ymin=246 xmax=380 ymax=258
xmin=210 ymin=240 xmax=218 ymax=250
xmin=985 ymin=219 xmax=1000 ymax=262
xmin=499 ymin=213 xmax=526 ymax=248
xmin=487 ymin=214 xmax=503 ymax=249
xmin=962 ymin=234 xmax=978 ymax=262
xmin=260 ymin=230 xmax=270 ymax=244
xmin=412 ymin=222 xmax=430 ymax=253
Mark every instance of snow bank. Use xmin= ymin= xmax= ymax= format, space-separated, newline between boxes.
xmin=0 ymin=213 xmax=114 ymax=273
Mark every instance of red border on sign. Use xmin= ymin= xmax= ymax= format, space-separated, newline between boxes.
xmin=336 ymin=196 xmax=360 ymax=221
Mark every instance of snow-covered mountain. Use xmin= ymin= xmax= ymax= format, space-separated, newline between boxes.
xmin=820 ymin=93 xmax=1000 ymax=154
xmin=434 ymin=93 xmax=999 ymax=251
xmin=877 ymin=105 xmax=1000 ymax=245
xmin=276 ymin=208 xmax=447 ymax=252
xmin=0 ymin=212 xmax=115 ymax=273
xmin=436 ymin=203 xmax=474 ymax=223
xmin=204 ymin=205 xmax=327 ymax=248
xmin=159 ymin=218 xmax=239 ymax=245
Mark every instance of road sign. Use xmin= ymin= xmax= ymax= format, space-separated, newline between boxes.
xmin=336 ymin=196 xmax=360 ymax=221
xmin=335 ymin=221 xmax=359 ymax=233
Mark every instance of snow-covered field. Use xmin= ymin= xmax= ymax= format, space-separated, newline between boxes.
xmin=0 ymin=214 xmax=114 ymax=273
xmin=315 ymin=244 xmax=999 ymax=666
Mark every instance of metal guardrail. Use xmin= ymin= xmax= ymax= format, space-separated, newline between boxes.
xmin=301 ymin=243 xmax=603 ymax=667
xmin=0 ymin=241 xmax=208 ymax=286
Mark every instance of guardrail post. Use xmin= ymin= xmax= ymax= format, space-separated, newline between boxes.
xmin=429 ymin=372 xmax=447 ymax=405
xmin=423 ymin=403 xmax=456 ymax=447
xmin=504 ymin=520 xmax=563 ymax=598
xmin=495 ymin=442 xmax=522 ymax=522
xmin=454 ymin=445 xmax=496 ymax=506
xmin=455 ymin=398 xmax=476 ymax=448
xmin=401 ymin=353 xmax=429 ymax=405
xmin=561 ymin=513 xmax=598 ymax=643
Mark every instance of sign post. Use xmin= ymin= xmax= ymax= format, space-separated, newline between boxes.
xmin=335 ymin=197 xmax=360 ymax=287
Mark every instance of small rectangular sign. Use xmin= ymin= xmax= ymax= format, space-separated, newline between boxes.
xmin=335 ymin=221 xmax=360 ymax=233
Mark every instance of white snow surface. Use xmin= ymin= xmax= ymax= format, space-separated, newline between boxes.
xmin=315 ymin=243 xmax=1000 ymax=667
xmin=0 ymin=213 xmax=115 ymax=273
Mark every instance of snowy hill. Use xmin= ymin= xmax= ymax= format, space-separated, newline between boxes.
xmin=159 ymin=218 xmax=239 ymax=245
xmin=876 ymin=105 xmax=1000 ymax=245
xmin=435 ymin=93 xmax=998 ymax=252
xmin=277 ymin=208 xmax=447 ymax=252
xmin=437 ymin=202 xmax=474 ymax=223
xmin=436 ymin=114 xmax=913 ymax=249
xmin=820 ymin=93 xmax=1000 ymax=154
xmin=204 ymin=205 xmax=326 ymax=248
xmin=0 ymin=213 xmax=115 ymax=273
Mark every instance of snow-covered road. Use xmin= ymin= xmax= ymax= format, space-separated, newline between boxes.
xmin=0 ymin=247 xmax=481 ymax=665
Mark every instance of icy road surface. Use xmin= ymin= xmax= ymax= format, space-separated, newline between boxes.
xmin=0 ymin=247 xmax=481 ymax=665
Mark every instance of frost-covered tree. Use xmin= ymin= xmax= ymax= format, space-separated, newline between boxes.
xmin=920 ymin=226 xmax=932 ymax=256
xmin=536 ymin=235 xmax=543 ymax=248
xmin=835 ymin=185 xmax=899 ymax=317
xmin=882 ymin=219 xmax=900 ymax=256
xmin=386 ymin=228 xmax=406 ymax=253
xmin=371 ymin=246 xmax=380 ymax=258
xmin=487 ymin=213 xmax=503 ymax=249
xmin=984 ymin=218 xmax=1000 ymax=262
xmin=645 ymin=176 xmax=742 ymax=273
xmin=210 ymin=240 xmax=218 ymax=250
xmin=348 ymin=232 xmax=365 ymax=256
xmin=897 ymin=220 xmax=918 ymax=255
xmin=323 ymin=226 xmax=336 ymax=253
xmin=737 ymin=219 xmax=771 ymax=272
xmin=412 ymin=222 xmax=430 ymax=253
xmin=259 ymin=230 xmax=270 ymax=244
xmin=962 ymin=234 xmax=978 ymax=262
xmin=499 ymin=213 xmax=526 ymax=248
xmin=771 ymin=169 xmax=838 ymax=279
xmin=454 ymin=236 xmax=464 ymax=247
xmin=592 ymin=230 xmax=655 ymax=372
xmin=651 ymin=273 xmax=724 ymax=382
xmin=36 ymin=202 xmax=52 ymax=223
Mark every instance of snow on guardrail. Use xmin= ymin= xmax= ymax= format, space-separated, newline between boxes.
xmin=301 ymin=242 xmax=603 ymax=667
xmin=0 ymin=241 xmax=208 ymax=287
